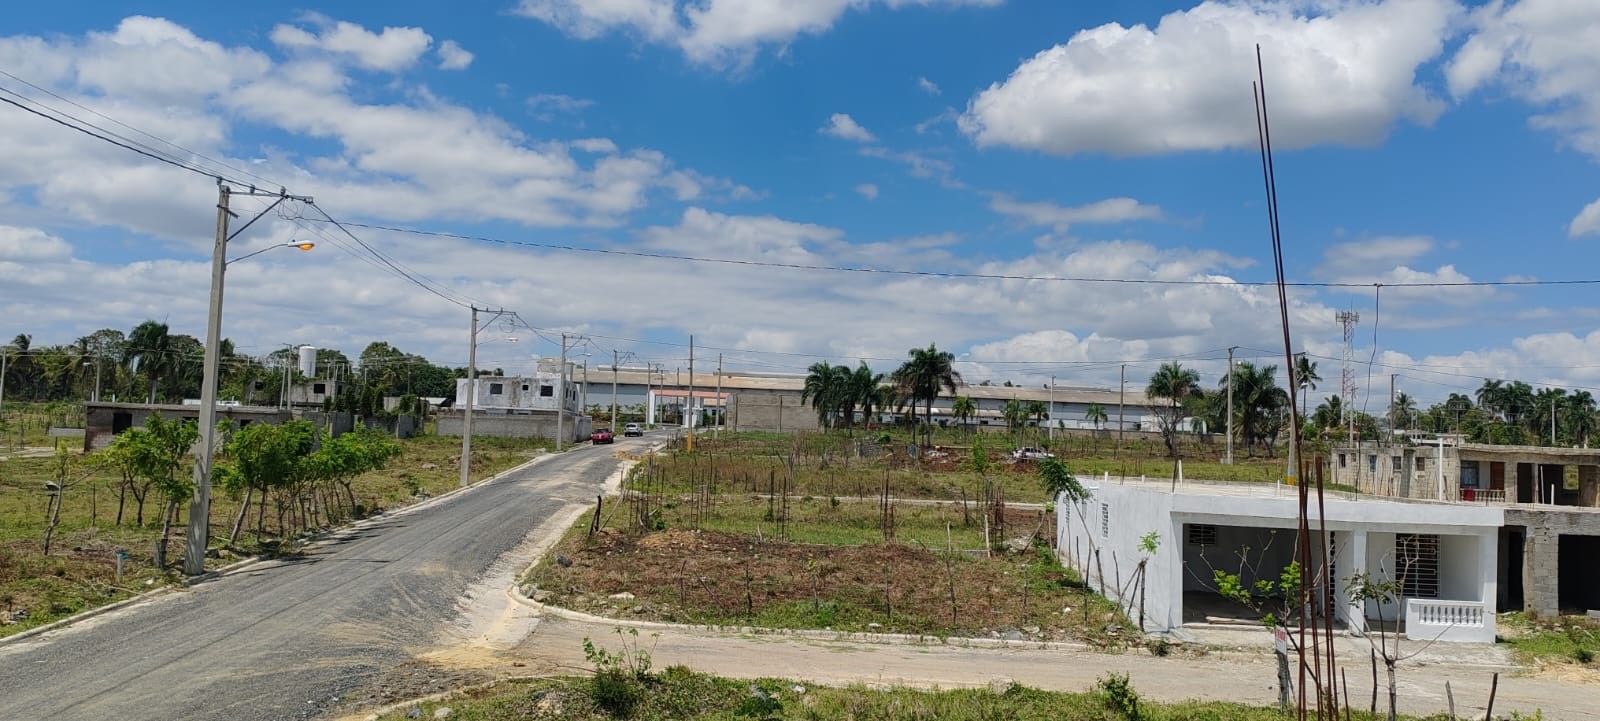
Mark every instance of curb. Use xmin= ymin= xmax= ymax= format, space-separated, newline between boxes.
xmin=0 ymin=448 xmax=561 ymax=648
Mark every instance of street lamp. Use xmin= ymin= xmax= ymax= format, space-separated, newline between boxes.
xmin=184 ymin=183 xmax=314 ymax=576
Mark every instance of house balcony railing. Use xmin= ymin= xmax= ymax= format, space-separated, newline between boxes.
xmin=1405 ymin=598 xmax=1494 ymax=643
xmin=1457 ymin=487 xmax=1508 ymax=505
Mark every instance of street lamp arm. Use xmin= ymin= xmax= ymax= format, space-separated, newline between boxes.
xmin=226 ymin=241 xmax=314 ymax=266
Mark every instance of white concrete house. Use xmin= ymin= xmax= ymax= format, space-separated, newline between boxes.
xmin=1057 ymin=478 xmax=1502 ymax=643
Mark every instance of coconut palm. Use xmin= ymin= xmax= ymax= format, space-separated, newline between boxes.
xmin=843 ymin=362 xmax=884 ymax=431
xmin=1085 ymin=402 xmax=1108 ymax=431
xmin=1294 ymin=354 xmax=1320 ymax=421
xmin=802 ymin=361 xmax=844 ymax=428
xmin=124 ymin=320 xmax=175 ymax=403
xmin=1532 ymin=387 xmax=1567 ymax=444
xmin=1566 ymin=390 xmax=1596 ymax=447
xmin=1476 ymin=379 xmax=1506 ymax=421
xmin=1146 ymin=361 xmax=1202 ymax=457
xmin=1002 ymin=399 xmax=1025 ymax=433
xmin=890 ymin=343 xmax=962 ymax=448
xmin=951 ymin=396 xmax=976 ymax=430
xmin=1391 ymin=392 xmax=1418 ymax=432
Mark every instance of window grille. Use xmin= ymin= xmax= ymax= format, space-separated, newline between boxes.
xmin=1397 ymin=533 xmax=1440 ymax=599
xmin=1187 ymin=524 xmax=1217 ymax=546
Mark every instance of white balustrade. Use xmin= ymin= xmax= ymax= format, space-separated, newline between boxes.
xmin=1405 ymin=598 xmax=1495 ymax=643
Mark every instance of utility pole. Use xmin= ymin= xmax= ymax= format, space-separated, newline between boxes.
xmin=581 ymin=357 xmax=589 ymax=421
xmin=0 ymin=347 xmax=8 ymax=415
xmin=181 ymin=184 xmax=231 ymax=576
xmin=1118 ymin=364 xmax=1126 ymax=463
xmin=557 ymin=333 xmax=568 ymax=451
xmin=1049 ymin=376 xmax=1055 ymax=442
xmin=687 ymin=334 xmax=695 ymax=452
xmin=715 ymin=353 xmax=723 ymax=439
xmin=1225 ymin=347 xmax=1237 ymax=465
xmin=92 ymin=354 xmax=102 ymax=403
xmin=1388 ymin=373 xmax=1397 ymax=446
xmin=644 ymin=362 xmax=653 ymax=428
xmin=611 ymin=350 xmax=619 ymax=433
xmin=460 ymin=306 xmax=479 ymax=488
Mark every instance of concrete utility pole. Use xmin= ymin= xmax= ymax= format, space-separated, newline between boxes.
xmin=1388 ymin=373 xmax=1397 ymax=446
xmin=1117 ymin=364 xmax=1126 ymax=460
xmin=1049 ymin=376 xmax=1055 ymax=442
xmin=611 ymin=350 xmax=619 ymax=433
xmin=460 ymin=306 xmax=479 ymax=488
xmin=92 ymin=355 xmax=102 ymax=403
xmin=1225 ymin=347 xmax=1237 ymax=465
xmin=715 ymin=353 xmax=722 ymax=439
xmin=581 ymin=357 xmax=589 ymax=421
xmin=686 ymin=334 xmax=695 ymax=452
xmin=557 ymin=333 xmax=568 ymax=451
xmin=184 ymin=184 xmax=313 ymax=576
xmin=0 ymin=348 xmax=8 ymax=415
xmin=644 ymin=362 xmax=653 ymax=428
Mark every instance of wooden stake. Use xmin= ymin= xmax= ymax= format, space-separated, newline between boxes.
xmin=1483 ymin=672 xmax=1498 ymax=721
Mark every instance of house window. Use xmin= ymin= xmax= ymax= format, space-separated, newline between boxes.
xmin=1368 ymin=455 xmax=1377 ymax=473
xmin=1338 ymin=453 xmax=1347 ymax=468
xmin=1392 ymin=456 xmax=1403 ymax=472
xmin=1100 ymin=503 xmax=1110 ymax=538
xmin=489 ymin=383 xmax=504 ymax=395
xmin=1187 ymin=524 xmax=1217 ymax=546
xmin=1416 ymin=457 xmax=1426 ymax=472
xmin=540 ymin=385 xmax=554 ymax=397
xmin=1396 ymin=534 xmax=1440 ymax=599
xmin=313 ymin=383 xmax=326 ymax=394
xmin=521 ymin=384 xmax=530 ymax=392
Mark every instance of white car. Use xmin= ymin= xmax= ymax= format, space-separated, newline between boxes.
xmin=623 ymin=423 xmax=643 ymax=437
xmin=1010 ymin=447 xmax=1055 ymax=460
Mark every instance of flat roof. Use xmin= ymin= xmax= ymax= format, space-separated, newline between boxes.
xmin=599 ymin=368 xmax=1152 ymax=405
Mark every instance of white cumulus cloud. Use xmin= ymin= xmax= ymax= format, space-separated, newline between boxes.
xmin=821 ymin=113 xmax=876 ymax=143
xmin=436 ymin=39 xmax=474 ymax=70
xmin=960 ymin=0 xmax=1456 ymax=156
xmin=271 ymin=17 xmax=434 ymax=72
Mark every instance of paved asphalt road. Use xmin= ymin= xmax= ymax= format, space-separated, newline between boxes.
xmin=0 ymin=437 xmax=644 ymax=721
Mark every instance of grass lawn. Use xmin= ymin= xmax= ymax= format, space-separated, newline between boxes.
xmin=375 ymin=667 xmax=1416 ymax=721
xmin=0 ymin=431 xmax=551 ymax=638
xmin=527 ymin=497 xmax=1127 ymax=644
xmin=1499 ymin=612 xmax=1600 ymax=667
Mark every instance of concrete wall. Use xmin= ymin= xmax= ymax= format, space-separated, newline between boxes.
xmin=436 ymin=410 xmax=590 ymax=442
xmin=83 ymin=403 xmax=290 ymax=451
xmin=1505 ymin=508 xmax=1600 ymax=618
xmin=1440 ymin=534 xmax=1483 ymax=602
xmin=1057 ymin=483 xmax=1181 ymax=632
xmin=1180 ymin=525 xmax=1295 ymax=593
xmin=726 ymin=390 xmax=817 ymax=433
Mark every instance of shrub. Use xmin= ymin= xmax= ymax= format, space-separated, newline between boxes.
xmin=1097 ymin=672 xmax=1143 ymax=721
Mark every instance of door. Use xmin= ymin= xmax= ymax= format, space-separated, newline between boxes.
xmin=1490 ymin=462 xmax=1506 ymax=491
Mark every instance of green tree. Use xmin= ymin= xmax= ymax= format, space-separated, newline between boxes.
xmin=1294 ymin=354 xmax=1320 ymax=422
xmin=843 ymin=362 xmax=884 ymax=431
xmin=306 ymin=427 xmax=401 ymax=519
xmin=1085 ymin=402 xmax=1108 ymax=431
xmin=1566 ymin=390 xmax=1596 ymax=448
xmin=219 ymin=419 xmax=316 ymax=543
xmin=124 ymin=415 xmax=199 ymax=568
xmin=1389 ymin=392 xmax=1418 ymax=433
xmin=890 ymin=343 xmax=962 ymax=449
xmin=801 ymin=361 xmax=845 ymax=428
xmin=124 ymin=320 xmax=176 ymax=403
xmin=951 ymin=396 xmax=977 ymax=430
xmin=1002 ymin=399 xmax=1025 ymax=433
xmin=1145 ymin=362 xmax=1202 ymax=457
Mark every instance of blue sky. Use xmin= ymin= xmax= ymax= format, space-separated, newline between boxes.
xmin=3 ymin=0 xmax=1600 ymax=408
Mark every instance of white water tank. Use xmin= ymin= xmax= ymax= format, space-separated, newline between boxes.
xmin=298 ymin=345 xmax=317 ymax=378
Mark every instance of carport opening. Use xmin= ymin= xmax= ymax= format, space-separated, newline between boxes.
xmin=1181 ymin=523 xmax=1301 ymax=624
xmin=1559 ymin=535 xmax=1600 ymax=613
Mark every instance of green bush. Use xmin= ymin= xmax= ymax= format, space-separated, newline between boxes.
xmin=1097 ymin=672 xmax=1143 ymax=721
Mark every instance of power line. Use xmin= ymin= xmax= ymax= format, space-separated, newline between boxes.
xmin=308 ymin=219 xmax=1600 ymax=290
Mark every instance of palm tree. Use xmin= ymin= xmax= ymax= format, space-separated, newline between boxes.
xmin=1025 ymin=400 xmax=1047 ymax=441
xmin=951 ymin=396 xmax=977 ymax=430
xmin=1532 ymin=387 xmax=1567 ymax=444
xmin=1085 ymin=402 xmax=1108 ymax=431
xmin=1391 ymin=392 xmax=1418 ymax=432
xmin=1476 ymin=379 xmax=1506 ymax=422
xmin=1226 ymin=361 xmax=1288 ymax=457
xmin=843 ymin=362 xmax=884 ymax=431
xmin=1002 ymin=399 xmax=1025 ymax=433
xmin=890 ymin=343 xmax=962 ymax=448
xmin=802 ymin=361 xmax=842 ymax=428
xmin=1566 ymin=390 xmax=1596 ymax=448
xmin=124 ymin=320 xmax=175 ymax=403
xmin=1294 ymin=354 xmax=1320 ymax=422
xmin=1146 ymin=361 xmax=1202 ymax=457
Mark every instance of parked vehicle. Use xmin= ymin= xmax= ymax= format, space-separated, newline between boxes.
xmin=591 ymin=428 xmax=614 ymax=444
xmin=1010 ymin=447 xmax=1054 ymax=460
xmin=624 ymin=423 xmax=643 ymax=437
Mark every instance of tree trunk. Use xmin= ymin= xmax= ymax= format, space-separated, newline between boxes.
xmin=1386 ymin=660 xmax=1398 ymax=721
xmin=115 ymin=480 xmax=127 ymax=526
xmin=229 ymin=487 xmax=253 ymax=545
xmin=42 ymin=493 xmax=62 ymax=555
xmin=155 ymin=499 xmax=177 ymax=569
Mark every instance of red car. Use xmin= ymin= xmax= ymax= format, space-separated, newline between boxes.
xmin=591 ymin=428 xmax=614 ymax=444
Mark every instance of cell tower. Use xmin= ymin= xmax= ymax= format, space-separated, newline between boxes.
xmin=1336 ymin=310 xmax=1360 ymax=440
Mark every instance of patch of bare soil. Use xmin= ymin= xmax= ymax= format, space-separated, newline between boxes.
xmin=529 ymin=528 xmax=1130 ymax=646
